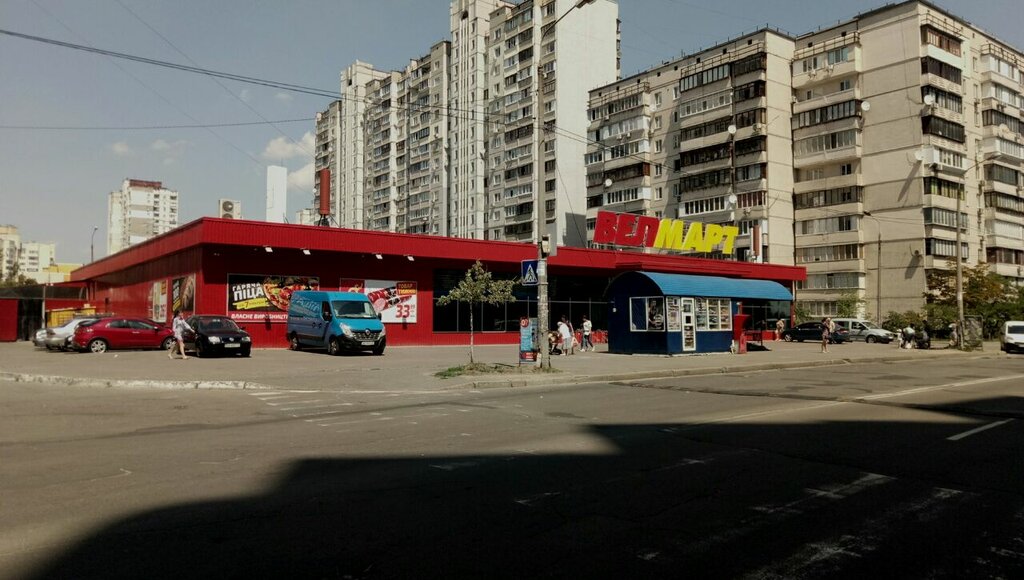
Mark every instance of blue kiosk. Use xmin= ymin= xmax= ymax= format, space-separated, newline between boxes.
xmin=606 ymin=271 xmax=793 ymax=355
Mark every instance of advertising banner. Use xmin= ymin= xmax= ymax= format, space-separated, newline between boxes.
xmin=149 ymin=280 xmax=168 ymax=323
xmin=519 ymin=316 xmax=537 ymax=364
xmin=227 ymin=274 xmax=319 ymax=322
xmin=339 ymin=278 xmax=417 ymax=323
xmin=171 ymin=274 xmax=196 ymax=314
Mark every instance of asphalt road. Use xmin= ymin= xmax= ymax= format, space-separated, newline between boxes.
xmin=2 ymin=357 xmax=1023 ymax=579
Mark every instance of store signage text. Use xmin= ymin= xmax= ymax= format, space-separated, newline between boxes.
xmin=592 ymin=210 xmax=739 ymax=254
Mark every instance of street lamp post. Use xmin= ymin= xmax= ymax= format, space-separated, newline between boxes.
xmin=534 ymin=0 xmax=597 ymax=369
xmin=90 ymin=226 xmax=99 ymax=263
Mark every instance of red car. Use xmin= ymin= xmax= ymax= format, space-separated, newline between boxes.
xmin=72 ymin=317 xmax=176 ymax=354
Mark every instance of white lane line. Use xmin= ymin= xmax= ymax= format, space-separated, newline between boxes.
xmin=860 ymin=374 xmax=1024 ymax=401
xmin=278 ymin=401 xmax=353 ymax=411
xmin=947 ymin=419 xmax=1014 ymax=441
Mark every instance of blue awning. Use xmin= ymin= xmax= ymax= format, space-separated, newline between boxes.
xmin=639 ymin=272 xmax=793 ymax=301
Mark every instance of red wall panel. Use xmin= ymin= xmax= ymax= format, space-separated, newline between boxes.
xmin=0 ymin=299 xmax=18 ymax=342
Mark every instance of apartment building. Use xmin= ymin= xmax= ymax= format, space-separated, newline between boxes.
xmin=335 ymin=62 xmax=389 ymax=229
xmin=362 ymin=41 xmax=451 ymax=235
xmin=449 ymin=0 xmax=511 ymax=240
xmin=585 ymin=30 xmax=796 ymax=264
xmin=584 ymin=1 xmax=1024 ymax=319
xmin=313 ymin=100 xmax=342 ymax=224
xmin=0 ymin=225 xmax=19 ymax=280
xmin=794 ymin=1 xmax=1024 ymax=317
xmin=483 ymin=0 xmax=619 ymax=246
xmin=107 ymin=179 xmax=178 ymax=255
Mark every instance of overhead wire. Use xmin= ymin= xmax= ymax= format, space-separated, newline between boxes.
xmin=0 ymin=118 xmax=313 ymax=130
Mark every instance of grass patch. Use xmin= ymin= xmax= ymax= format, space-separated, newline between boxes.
xmin=435 ymin=362 xmax=563 ymax=379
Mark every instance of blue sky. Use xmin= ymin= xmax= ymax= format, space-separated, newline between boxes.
xmin=2 ymin=0 xmax=1021 ymax=263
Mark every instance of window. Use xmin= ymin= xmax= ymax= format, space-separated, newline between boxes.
xmin=734 ymin=136 xmax=767 ymax=156
xmin=798 ymin=272 xmax=861 ymax=290
xmin=655 ymin=139 xmax=663 ymax=153
xmin=839 ymin=79 xmax=852 ymax=92
xmin=795 ymin=244 xmax=860 ymax=263
xmin=923 ymin=207 xmax=967 ymax=229
xmin=985 ymin=192 xmax=1024 ymax=213
xmin=733 ymin=81 xmax=766 ymax=102
xmin=680 ymin=168 xmax=731 ymax=191
xmin=982 ymin=109 xmax=1024 ymax=136
xmin=734 ymin=108 xmax=765 ymax=129
xmin=985 ymin=82 xmax=1021 ymax=107
xmin=798 ymin=215 xmax=858 ymax=234
xmin=695 ymin=298 xmax=731 ymax=331
xmin=731 ymin=53 xmax=766 ymax=76
xmin=680 ymin=116 xmax=732 ymax=141
xmin=630 ymin=297 xmax=666 ymax=332
xmin=923 ymin=176 xmax=965 ymax=200
xmin=925 ymin=238 xmax=967 ymax=258
xmin=735 ymin=163 xmax=765 ymax=182
xmin=921 ymin=57 xmax=962 ymax=84
xmin=840 ymin=163 xmax=853 ymax=176
xmin=922 ymin=116 xmax=965 ymax=143
xmin=985 ymin=164 xmax=1021 ymax=186
xmin=679 ymin=142 xmax=731 ymax=166
xmin=678 ymin=89 xmax=733 ymax=118
xmin=654 ymin=92 xmax=663 ymax=106
xmin=936 ymin=148 xmax=965 ymax=169
xmin=680 ymin=63 xmax=730 ymax=92
xmin=922 ymin=26 xmax=961 ymax=57
xmin=792 ymin=100 xmax=859 ymax=129
xmin=605 ymin=187 xmax=645 ymax=204
xmin=587 ymin=194 xmax=603 ymax=208
xmin=794 ymin=130 xmax=858 ymax=156
xmin=922 ymin=86 xmax=963 ymax=113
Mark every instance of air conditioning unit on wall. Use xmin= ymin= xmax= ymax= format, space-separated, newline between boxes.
xmin=219 ymin=199 xmax=242 ymax=219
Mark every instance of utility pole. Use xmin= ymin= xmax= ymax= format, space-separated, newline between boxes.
xmin=533 ymin=0 xmax=548 ymax=368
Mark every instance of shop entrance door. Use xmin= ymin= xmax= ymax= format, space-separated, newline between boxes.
xmin=681 ymin=297 xmax=696 ymax=352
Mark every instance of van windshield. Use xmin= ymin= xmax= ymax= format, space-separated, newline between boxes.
xmin=332 ymin=300 xmax=377 ymax=319
xmin=859 ymin=321 xmax=879 ymax=329
xmin=1009 ymin=325 xmax=1024 ymax=334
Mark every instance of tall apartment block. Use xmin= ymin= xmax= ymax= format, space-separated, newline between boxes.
xmin=362 ymin=40 xmax=451 ymax=234
xmin=448 ymin=0 xmax=510 ymax=240
xmin=107 ymin=179 xmax=178 ymax=255
xmin=314 ymin=99 xmax=342 ymax=224
xmin=483 ymin=0 xmax=619 ymax=245
xmin=585 ymin=0 xmax=1024 ymax=318
xmin=585 ymin=30 xmax=795 ymax=264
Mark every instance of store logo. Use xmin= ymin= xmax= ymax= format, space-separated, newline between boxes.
xmin=592 ymin=210 xmax=740 ymax=254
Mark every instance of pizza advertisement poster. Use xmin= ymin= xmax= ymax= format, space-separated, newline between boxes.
xmin=171 ymin=274 xmax=196 ymax=314
xmin=149 ymin=280 xmax=168 ymax=323
xmin=227 ymin=274 xmax=319 ymax=322
xmin=339 ymin=278 xmax=417 ymax=323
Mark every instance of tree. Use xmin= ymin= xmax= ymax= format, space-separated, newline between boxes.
xmin=835 ymin=290 xmax=865 ymax=318
xmin=925 ymin=260 xmax=1022 ymax=338
xmin=436 ymin=261 xmax=517 ymax=364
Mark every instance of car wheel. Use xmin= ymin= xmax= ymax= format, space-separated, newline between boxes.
xmin=240 ymin=348 xmax=251 ymax=358
xmin=289 ymin=333 xmax=301 ymax=351
xmin=328 ymin=337 xmax=341 ymax=356
xmin=195 ymin=340 xmax=206 ymax=358
xmin=865 ymin=335 xmax=877 ymax=344
xmin=783 ymin=334 xmax=793 ymax=342
xmin=88 ymin=339 xmax=108 ymax=354
xmin=373 ymin=339 xmax=386 ymax=356
xmin=160 ymin=337 xmax=176 ymax=351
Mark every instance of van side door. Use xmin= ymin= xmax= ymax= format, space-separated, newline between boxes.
xmin=316 ymin=301 xmax=333 ymax=344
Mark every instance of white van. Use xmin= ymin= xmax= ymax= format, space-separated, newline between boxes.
xmin=1001 ymin=321 xmax=1024 ymax=353
xmin=831 ymin=318 xmax=897 ymax=344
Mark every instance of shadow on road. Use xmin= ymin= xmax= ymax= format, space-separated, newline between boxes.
xmin=26 ymin=398 xmax=1024 ymax=579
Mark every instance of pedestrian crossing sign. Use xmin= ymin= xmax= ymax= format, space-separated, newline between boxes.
xmin=521 ymin=259 xmax=539 ymax=286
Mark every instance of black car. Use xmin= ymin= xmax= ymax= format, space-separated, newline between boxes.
xmin=184 ymin=316 xmax=252 ymax=357
xmin=781 ymin=321 xmax=850 ymax=344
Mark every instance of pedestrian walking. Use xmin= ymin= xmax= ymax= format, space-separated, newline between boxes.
xmin=775 ymin=318 xmax=785 ymax=342
xmin=581 ymin=315 xmax=593 ymax=352
xmin=557 ymin=316 xmax=573 ymax=356
xmin=821 ymin=317 xmax=831 ymax=353
xmin=170 ymin=310 xmax=193 ymax=360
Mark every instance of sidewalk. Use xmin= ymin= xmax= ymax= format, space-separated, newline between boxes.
xmin=0 ymin=340 xmax=994 ymax=392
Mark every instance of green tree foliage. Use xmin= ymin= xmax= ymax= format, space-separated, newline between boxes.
xmin=0 ymin=273 xmax=38 ymax=287
xmin=835 ymin=291 xmax=864 ymax=318
xmin=436 ymin=261 xmax=517 ymax=363
xmin=925 ymin=259 xmax=1024 ymax=338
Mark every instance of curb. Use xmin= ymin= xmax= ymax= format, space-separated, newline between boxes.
xmin=0 ymin=350 xmax=993 ymax=392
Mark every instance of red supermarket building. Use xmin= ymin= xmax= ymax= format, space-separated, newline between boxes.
xmin=69 ymin=218 xmax=805 ymax=348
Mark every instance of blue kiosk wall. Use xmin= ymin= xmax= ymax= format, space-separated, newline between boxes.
xmin=606 ymin=271 xmax=793 ymax=355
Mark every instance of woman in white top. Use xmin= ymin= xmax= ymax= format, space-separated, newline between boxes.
xmin=557 ymin=317 xmax=573 ymax=356
xmin=170 ymin=310 xmax=194 ymax=360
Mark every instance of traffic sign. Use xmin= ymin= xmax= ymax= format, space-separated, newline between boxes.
xmin=521 ymin=259 xmax=539 ymax=286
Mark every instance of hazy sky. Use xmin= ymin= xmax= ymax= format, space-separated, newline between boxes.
xmin=2 ymin=0 xmax=1021 ymax=263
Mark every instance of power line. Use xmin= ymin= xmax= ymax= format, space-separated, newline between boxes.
xmin=0 ymin=118 xmax=313 ymax=131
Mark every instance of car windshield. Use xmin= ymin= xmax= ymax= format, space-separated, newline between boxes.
xmin=859 ymin=321 xmax=879 ymax=329
xmin=197 ymin=318 xmax=240 ymax=332
xmin=1009 ymin=325 xmax=1024 ymax=334
xmin=77 ymin=319 xmax=101 ymax=328
xmin=332 ymin=300 xmax=376 ymax=319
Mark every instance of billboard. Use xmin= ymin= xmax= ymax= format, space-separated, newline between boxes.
xmin=149 ymin=280 xmax=167 ymax=323
xmin=339 ymin=278 xmax=417 ymax=323
xmin=227 ymin=274 xmax=319 ymax=322
xmin=171 ymin=274 xmax=196 ymax=314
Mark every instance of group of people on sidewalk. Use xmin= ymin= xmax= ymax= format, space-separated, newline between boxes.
xmin=550 ymin=315 xmax=593 ymax=355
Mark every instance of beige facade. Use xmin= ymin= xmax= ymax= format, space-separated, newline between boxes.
xmin=585 ymin=30 xmax=795 ymax=264
xmin=313 ymin=100 xmax=341 ymax=225
xmin=484 ymin=0 xmax=620 ymax=246
xmin=585 ymin=0 xmax=1024 ymax=319
xmin=107 ymin=179 xmax=178 ymax=255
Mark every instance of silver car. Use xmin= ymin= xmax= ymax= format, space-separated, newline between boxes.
xmin=43 ymin=318 xmax=98 ymax=350
xmin=831 ymin=318 xmax=897 ymax=344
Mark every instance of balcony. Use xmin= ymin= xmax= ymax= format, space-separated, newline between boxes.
xmin=793 ymin=173 xmax=863 ymax=195
xmin=793 ymin=144 xmax=861 ymax=169
xmin=793 ymin=58 xmax=861 ymax=90
xmin=734 ymin=178 xmax=767 ymax=194
xmin=920 ymin=73 xmax=960 ymax=96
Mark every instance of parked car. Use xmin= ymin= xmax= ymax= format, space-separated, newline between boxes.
xmin=72 ymin=317 xmax=175 ymax=353
xmin=781 ymin=321 xmax=850 ymax=344
xmin=1001 ymin=320 xmax=1024 ymax=353
xmin=43 ymin=317 xmax=99 ymax=350
xmin=183 ymin=315 xmax=252 ymax=357
xmin=32 ymin=328 xmax=48 ymax=348
xmin=831 ymin=318 xmax=897 ymax=344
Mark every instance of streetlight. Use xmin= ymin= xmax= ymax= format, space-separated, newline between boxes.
xmin=533 ymin=0 xmax=598 ymax=369
xmin=90 ymin=226 xmax=99 ymax=262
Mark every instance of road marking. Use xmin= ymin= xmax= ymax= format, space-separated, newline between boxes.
xmin=860 ymin=374 xmax=1024 ymax=401
xmin=279 ymin=401 xmax=353 ymax=411
xmin=947 ymin=419 xmax=1014 ymax=441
